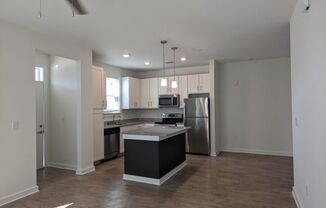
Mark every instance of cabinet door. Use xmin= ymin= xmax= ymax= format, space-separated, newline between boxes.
xmin=129 ymin=77 xmax=140 ymax=108
xmin=178 ymin=75 xmax=188 ymax=108
xmin=92 ymin=66 xmax=105 ymax=109
xmin=93 ymin=111 xmax=104 ymax=161
xmin=101 ymin=71 xmax=107 ymax=108
xmin=133 ymin=78 xmax=141 ymax=108
xmin=140 ymin=79 xmax=150 ymax=108
xmin=187 ymin=74 xmax=199 ymax=94
xmin=149 ymin=78 xmax=159 ymax=108
xmin=199 ymin=73 xmax=210 ymax=93
xmin=159 ymin=78 xmax=169 ymax=95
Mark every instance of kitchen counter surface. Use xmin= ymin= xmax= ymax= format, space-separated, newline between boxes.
xmin=122 ymin=126 xmax=190 ymax=141
xmin=104 ymin=118 xmax=160 ymax=129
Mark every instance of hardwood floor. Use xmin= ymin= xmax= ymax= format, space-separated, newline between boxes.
xmin=3 ymin=153 xmax=296 ymax=208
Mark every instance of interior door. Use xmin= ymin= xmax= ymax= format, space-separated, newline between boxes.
xmin=35 ymin=82 xmax=45 ymax=169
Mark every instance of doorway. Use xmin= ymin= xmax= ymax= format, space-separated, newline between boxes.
xmin=35 ymin=50 xmax=79 ymax=173
xmin=35 ymin=67 xmax=46 ymax=169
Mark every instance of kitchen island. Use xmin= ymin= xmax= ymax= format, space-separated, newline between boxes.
xmin=122 ymin=126 xmax=189 ymax=186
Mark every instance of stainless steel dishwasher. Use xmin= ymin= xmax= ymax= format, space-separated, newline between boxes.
xmin=104 ymin=127 xmax=120 ymax=160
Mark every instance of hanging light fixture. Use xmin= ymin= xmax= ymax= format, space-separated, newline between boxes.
xmin=171 ymin=47 xmax=178 ymax=89
xmin=160 ymin=40 xmax=168 ymax=87
xmin=38 ymin=0 xmax=42 ymax=18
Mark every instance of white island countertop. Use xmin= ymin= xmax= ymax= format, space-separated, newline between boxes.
xmin=122 ymin=126 xmax=190 ymax=141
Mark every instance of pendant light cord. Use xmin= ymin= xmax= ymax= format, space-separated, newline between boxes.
xmin=38 ymin=0 xmax=42 ymax=18
xmin=173 ymin=48 xmax=176 ymax=81
xmin=163 ymin=43 xmax=165 ymax=78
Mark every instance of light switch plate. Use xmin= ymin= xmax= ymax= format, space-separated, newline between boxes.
xmin=12 ymin=120 xmax=20 ymax=130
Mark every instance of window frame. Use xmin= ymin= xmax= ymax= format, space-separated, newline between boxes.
xmin=104 ymin=76 xmax=121 ymax=114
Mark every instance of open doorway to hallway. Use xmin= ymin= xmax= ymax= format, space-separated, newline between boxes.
xmin=35 ymin=50 xmax=79 ymax=174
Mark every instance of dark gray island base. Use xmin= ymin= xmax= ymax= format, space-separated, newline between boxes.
xmin=122 ymin=126 xmax=188 ymax=185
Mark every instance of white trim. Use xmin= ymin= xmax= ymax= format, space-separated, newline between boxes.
xmin=123 ymin=161 xmax=187 ymax=186
xmin=0 ymin=186 xmax=39 ymax=206
xmin=220 ymin=148 xmax=293 ymax=157
xmin=292 ymin=186 xmax=303 ymax=208
xmin=47 ymin=162 xmax=76 ymax=171
xmin=123 ymin=127 xmax=189 ymax=142
xmin=210 ymin=152 xmax=217 ymax=157
xmin=76 ymin=166 xmax=95 ymax=175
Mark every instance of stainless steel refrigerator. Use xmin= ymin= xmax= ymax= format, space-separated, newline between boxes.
xmin=184 ymin=97 xmax=210 ymax=155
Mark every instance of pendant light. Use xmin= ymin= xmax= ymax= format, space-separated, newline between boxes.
xmin=171 ymin=47 xmax=178 ymax=89
xmin=160 ymin=40 xmax=168 ymax=87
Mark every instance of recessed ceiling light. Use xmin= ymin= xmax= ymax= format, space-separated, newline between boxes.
xmin=180 ymin=57 xmax=187 ymax=62
xmin=144 ymin=61 xmax=151 ymax=66
xmin=122 ymin=53 xmax=131 ymax=58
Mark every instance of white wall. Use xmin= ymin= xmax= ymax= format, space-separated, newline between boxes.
xmin=219 ymin=58 xmax=293 ymax=156
xmin=47 ymin=56 xmax=78 ymax=170
xmin=0 ymin=20 xmax=38 ymax=205
xmin=0 ymin=20 xmax=93 ymax=206
xmin=290 ymin=0 xmax=326 ymax=207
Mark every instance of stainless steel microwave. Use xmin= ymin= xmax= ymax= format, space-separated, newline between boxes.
xmin=159 ymin=94 xmax=180 ymax=108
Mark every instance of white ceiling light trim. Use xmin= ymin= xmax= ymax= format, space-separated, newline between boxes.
xmin=122 ymin=53 xmax=131 ymax=58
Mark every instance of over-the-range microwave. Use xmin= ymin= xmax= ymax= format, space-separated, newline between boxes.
xmin=159 ymin=94 xmax=180 ymax=108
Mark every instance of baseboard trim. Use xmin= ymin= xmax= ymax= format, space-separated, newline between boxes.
xmin=76 ymin=166 xmax=95 ymax=175
xmin=47 ymin=162 xmax=76 ymax=171
xmin=220 ymin=148 xmax=293 ymax=157
xmin=292 ymin=186 xmax=303 ymax=208
xmin=123 ymin=161 xmax=187 ymax=186
xmin=0 ymin=186 xmax=39 ymax=206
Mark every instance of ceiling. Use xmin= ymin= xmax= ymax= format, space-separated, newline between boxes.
xmin=0 ymin=0 xmax=297 ymax=70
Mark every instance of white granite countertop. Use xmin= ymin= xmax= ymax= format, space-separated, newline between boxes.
xmin=122 ymin=126 xmax=190 ymax=141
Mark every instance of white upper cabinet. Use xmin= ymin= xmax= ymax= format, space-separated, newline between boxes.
xmin=149 ymin=78 xmax=159 ymax=108
xmin=199 ymin=73 xmax=210 ymax=93
xmin=159 ymin=76 xmax=179 ymax=95
xmin=122 ymin=77 xmax=141 ymax=109
xmin=141 ymin=79 xmax=150 ymax=108
xmin=178 ymin=75 xmax=188 ymax=108
xmin=92 ymin=66 xmax=106 ymax=110
xmin=187 ymin=74 xmax=199 ymax=94
xmin=187 ymin=73 xmax=210 ymax=94
xmin=141 ymin=78 xmax=159 ymax=108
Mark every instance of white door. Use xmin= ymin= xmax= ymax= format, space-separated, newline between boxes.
xmin=35 ymin=82 xmax=45 ymax=170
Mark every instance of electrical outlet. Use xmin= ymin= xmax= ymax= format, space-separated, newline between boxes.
xmin=11 ymin=120 xmax=19 ymax=130
xmin=305 ymin=184 xmax=309 ymax=196
xmin=295 ymin=118 xmax=299 ymax=127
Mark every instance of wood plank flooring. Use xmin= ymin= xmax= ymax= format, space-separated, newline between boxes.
xmin=3 ymin=153 xmax=296 ymax=208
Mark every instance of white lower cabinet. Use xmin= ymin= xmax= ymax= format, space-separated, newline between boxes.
xmin=93 ymin=110 xmax=104 ymax=162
